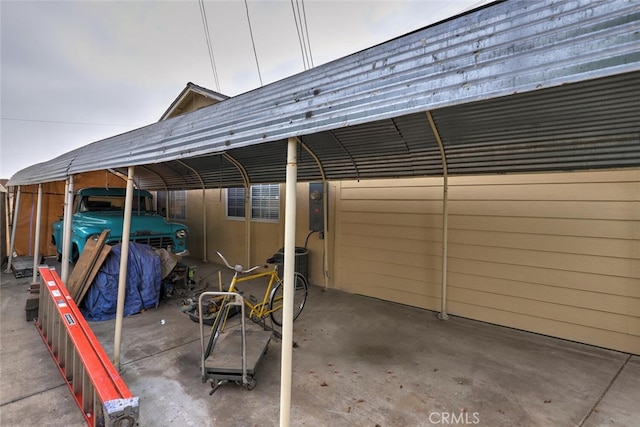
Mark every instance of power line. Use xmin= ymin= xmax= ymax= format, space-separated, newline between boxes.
xmin=290 ymin=0 xmax=313 ymax=70
xmin=244 ymin=0 xmax=263 ymax=86
xmin=300 ymin=0 xmax=314 ymax=68
xmin=290 ymin=0 xmax=307 ymax=69
xmin=198 ymin=0 xmax=221 ymax=92
xmin=0 ymin=117 xmax=130 ymax=127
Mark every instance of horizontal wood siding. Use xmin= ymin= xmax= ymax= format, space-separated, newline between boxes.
xmin=334 ymin=170 xmax=640 ymax=354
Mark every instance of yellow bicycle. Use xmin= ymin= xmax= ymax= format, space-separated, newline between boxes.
xmin=203 ymin=251 xmax=308 ymax=363
xmin=215 ymin=251 xmax=308 ymax=327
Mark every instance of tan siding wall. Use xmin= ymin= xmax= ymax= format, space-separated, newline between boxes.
xmin=333 ymin=169 xmax=640 ymax=354
xmin=186 ymin=188 xmax=285 ymax=270
xmin=187 ymin=184 xmax=337 ymax=287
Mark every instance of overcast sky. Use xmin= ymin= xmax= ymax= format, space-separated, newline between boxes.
xmin=1 ymin=0 xmax=489 ymax=179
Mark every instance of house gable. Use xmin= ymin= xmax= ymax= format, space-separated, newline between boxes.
xmin=159 ymin=82 xmax=228 ymax=121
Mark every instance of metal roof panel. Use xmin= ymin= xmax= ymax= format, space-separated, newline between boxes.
xmin=7 ymin=0 xmax=640 ymax=188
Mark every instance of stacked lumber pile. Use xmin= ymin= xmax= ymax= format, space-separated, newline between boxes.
xmin=66 ymin=229 xmax=111 ymax=305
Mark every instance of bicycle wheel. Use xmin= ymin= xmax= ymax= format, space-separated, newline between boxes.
xmin=204 ymin=297 xmax=231 ymax=359
xmin=269 ymin=272 xmax=308 ymax=327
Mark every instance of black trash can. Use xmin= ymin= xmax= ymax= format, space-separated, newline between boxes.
xmin=276 ymin=247 xmax=309 ymax=282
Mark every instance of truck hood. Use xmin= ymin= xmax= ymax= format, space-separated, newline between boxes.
xmin=72 ymin=212 xmax=185 ymax=237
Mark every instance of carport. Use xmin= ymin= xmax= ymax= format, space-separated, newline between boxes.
xmin=5 ymin=0 xmax=640 ymax=424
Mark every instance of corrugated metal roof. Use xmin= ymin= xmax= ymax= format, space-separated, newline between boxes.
xmin=7 ymin=0 xmax=640 ymax=189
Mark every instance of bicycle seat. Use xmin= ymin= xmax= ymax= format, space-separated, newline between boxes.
xmin=266 ymin=252 xmax=284 ymax=265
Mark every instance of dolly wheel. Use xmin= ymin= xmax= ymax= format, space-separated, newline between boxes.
xmin=209 ymin=380 xmax=225 ymax=395
xmin=246 ymin=377 xmax=257 ymax=390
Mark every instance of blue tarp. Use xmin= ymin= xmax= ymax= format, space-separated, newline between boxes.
xmin=80 ymin=242 xmax=162 ymax=321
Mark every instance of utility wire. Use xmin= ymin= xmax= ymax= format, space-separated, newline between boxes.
xmin=244 ymin=0 xmax=263 ymax=86
xmin=198 ymin=0 xmax=221 ymax=92
xmin=300 ymin=0 xmax=314 ymax=68
xmin=290 ymin=0 xmax=313 ymax=70
xmin=0 ymin=117 xmax=130 ymax=127
xmin=290 ymin=0 xmax=306 ymax=69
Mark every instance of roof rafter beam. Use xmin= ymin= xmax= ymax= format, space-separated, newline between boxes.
xmin=327 ymin=130 xmax=360 ymax=181
xmin=222 ymin=152 xmax=251 ymax=189
xmin=139 ymin=165 xmax=168 ymax=191
xmin=297 ymin=137 xmax=326 ymax=181
xmin=177 ymin=160 xmax=206 ymax=189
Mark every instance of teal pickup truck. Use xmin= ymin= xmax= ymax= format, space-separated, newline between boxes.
xmin=52 ymin=187 xmax=189 ymax=262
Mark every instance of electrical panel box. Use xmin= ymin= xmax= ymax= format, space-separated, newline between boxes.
xmin=309 ymin=182 xmax=326 ymax=234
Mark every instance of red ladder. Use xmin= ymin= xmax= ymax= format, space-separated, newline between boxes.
xmin=36 ymin=266 xmax=139 ymax=426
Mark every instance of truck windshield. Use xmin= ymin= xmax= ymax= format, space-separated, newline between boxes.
xmin=78 ymin=195 xmax=153 ymax=212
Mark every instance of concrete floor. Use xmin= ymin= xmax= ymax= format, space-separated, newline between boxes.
xmin=1 ymin=256 xmax=638 ymax=426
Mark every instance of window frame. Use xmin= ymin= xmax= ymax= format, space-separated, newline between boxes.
xmin=226 ymin=184 xmax=280 ymax=222
xmin=156 ymin=190 xmax=187 ymax=220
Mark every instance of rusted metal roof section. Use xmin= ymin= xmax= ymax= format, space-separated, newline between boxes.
xmin=434 ymin=71 xmax=640 ymax=174
xmin=7 ymin=0 xmax=640 ymax=188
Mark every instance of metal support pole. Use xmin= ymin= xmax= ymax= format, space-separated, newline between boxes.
xmin=5 ymin=186 xmax=21 ymax=273
xmin=114 ymin=166 xmax=135 ymax=371
xmin=61 ymin=176 xmax=74 ymax=282
xmin=245 ymin=186 xmax=251 ymax=267
xmin=31 ymin=184 xmax=43 ymax=282
xmin=427 ymin=111 xmax=450 ymax=321
xmin=176 ymin=160 xmax=208 ymax=262
xmin=4 ymin=190 xmax=10 ymax=259
xmin=279 ymin=137 xmax=297 ymax=426
xmin=202 ymin=188 xmax=208 ymax=262
xmin=164 ymin=192 xmax=170 ymax=221
xmin=323 ymin=181 xmax=330 ymax=288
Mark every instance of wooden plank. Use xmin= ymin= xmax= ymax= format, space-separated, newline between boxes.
xmin=75 ymin=244 xmax=111 ymax=306
xmin=66 ymin=230 xmax=109 ymax=301
xmin=66 ymin=239 xmax=99 ymax=299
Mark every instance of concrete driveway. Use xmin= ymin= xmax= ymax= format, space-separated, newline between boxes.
xmin=1 ymin=257 xmax=638 ymax=426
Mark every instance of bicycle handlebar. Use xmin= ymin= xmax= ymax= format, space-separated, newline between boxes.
xmin=216 ymin=251 xmax=265 ymax=274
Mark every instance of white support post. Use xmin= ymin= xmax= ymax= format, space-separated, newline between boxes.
xmin=202 ymin=188 xmax=208 ymax=262
xmin=245 ymin=186 xmax=251 ymax=267
xmin=61 ymin=177 xmax=74 ymax=282
xmin=427 ymin=111 xmax=450 ymax=321
xmin=5 ymin=185 xmax=21 ymax=273
xmin=4 ymin=190 xmax=10 ymax=259
xmin=31 ymin=184 xmax=43 ymax=282
xmin=323 ymin=180 xmax=330 ymax=288
xmin=164 ymin=192 xmax=170 ymax=221
xmin=114 ymin=166 xmax=135 ymax=371
xmin=279 ymin=137 xmax=297 ymax=427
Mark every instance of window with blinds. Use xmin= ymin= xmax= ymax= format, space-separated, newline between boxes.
xmin=156 ymin=190 xmax=186 ymax=220
xmin=226 ymin=184 xmax=279 ymax=222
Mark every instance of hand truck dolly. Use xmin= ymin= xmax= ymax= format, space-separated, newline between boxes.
xmin=198 ymin=291 xmax=273 ymax=395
